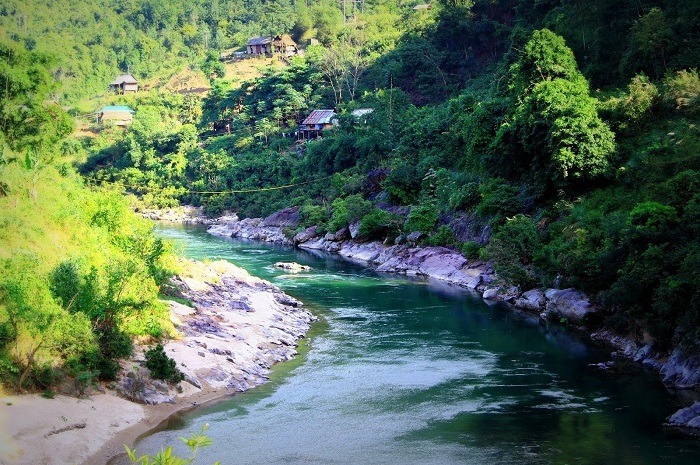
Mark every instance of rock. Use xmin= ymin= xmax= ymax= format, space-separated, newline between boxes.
xmin=274 ymin=262 xmax=311 ymax=273
xmin=667 ymin=402 xmax=700 ymax=429
xmin=481 ymin=285 xmax=519 ymax=302
xmin=406 ymin=231 xmax=425 ymax=243
xmin=660 ymin=345 xmax=700 ymax=389
xmin=349 ymin=221 xmax=361 ymax=239
xmin=545 ymin=288 xmax=600 ymax=325
xmin=482 ymin=287 xmax=499 ymax=300
xmin=417 ymin=249 xmax=468 ymax=280
xmin=514 ymin=289 xmax=546 ymax=311
xmin=260 ymin=206 xmax=299 ymax=228
xmin=293 ymin=226 xmax=318 ymax=244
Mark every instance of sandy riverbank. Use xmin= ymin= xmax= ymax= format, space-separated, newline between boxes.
xmin=0 ymin=258 xmax=314 ymax=465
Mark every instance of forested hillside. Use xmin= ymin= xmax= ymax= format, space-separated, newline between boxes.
xmin=0 ymin=42 xmax=178 ymax=393
xmin=2 ymin=0 xmax=700 ymax=392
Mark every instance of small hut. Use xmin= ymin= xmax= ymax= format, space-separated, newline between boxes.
xmin=97 ymin=105 xmax=135 ymax=126
xmin=246 ymin=37 xmax=272 ymax=56
xmin=109 ymin=74 xmax=138 ymax=93
xmin=273 ymin=35 xmax=299 ymax=57
xmin=299 ymin=109 xmax=336 ymax=139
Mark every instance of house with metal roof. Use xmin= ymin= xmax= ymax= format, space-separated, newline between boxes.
xmin=299 ymin=109 xmax=336 ymax=139
xmin=109 ymin=74 xmax=138 ymax=94
xmin=247 ymin=37 xmax=273 ymax=56
xmin=97 ymin=105 xmax=135 ymax=126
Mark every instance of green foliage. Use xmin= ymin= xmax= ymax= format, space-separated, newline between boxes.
xmin=358 ymin=208 xmax=401 ymax=240
xmin=425 ymin=225 xmax=457 ymax=247
xmin=327 ymin=194 xmax=372 ymax=232
xmin=663 ymin=69 xmax=700 ymax=114
xmin=126 ymin=424 xmax=220 ymax=465
xmin=384 ymin=163 xmax=423 ymax=205
xmin=496 ymin=29 xmax=615 ymax=190
xmin=404 ymin=203 xmax=438 ymax=234
xmin=145 ymin=344 xmax=184 ymax=384
xmin=476 ymin=178 xmax=523 ymax=224
xmin=485 ymin=215 xmax=541 ymax=289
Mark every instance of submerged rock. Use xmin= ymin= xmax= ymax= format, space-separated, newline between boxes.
xmin=274 ymin=262 xmax=311 ymax=273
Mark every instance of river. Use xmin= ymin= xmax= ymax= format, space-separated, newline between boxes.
xmin=129 ymin=224 xmax=699 ymax=464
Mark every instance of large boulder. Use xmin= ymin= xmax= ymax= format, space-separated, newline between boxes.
xmin=417 ymin=248 xmax=468 ymax=281
xmin=667 ymin=402 xmax=700 ymax=429
xmin=260 ymin=206 xmax=299 ymax=228
xmin=293 ymin=226 xmax=318 ymax=244
xmin=515 ymin=289 xmax=546 ymax=312
xmin=545 ymin=288 xmax=599 ymax=325
xmin=660 ymin=345 xmax=700 ymax=388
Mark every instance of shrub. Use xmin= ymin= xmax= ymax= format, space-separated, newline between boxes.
xmin=485 ymin=214 xmax=541 ymax=289
xmin=359 ymin=209 xmax=402 ymax=240
xmin=664 ymin=68 xmax=700 ymax=113
xmin=425 ymin=225 xmax=457 ymax=247
xmin=404 ymin=203 xmax=438 ymax=234
xmin=461 ymin=241 xmax=482 ymax=258
xmin=476 ymin=178 xmax=524 ymax=224
xmin=145 ymin=344 xmax=184 ymax=384
xmin=327 ymin=194 xmax=372 ymax=232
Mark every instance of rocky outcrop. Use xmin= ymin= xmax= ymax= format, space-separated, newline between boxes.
xmin=204 ymin=212 xmax=700 ymax=398
xmin=119 ymin=259 xmax=315 ymax=404
xmin=138 ymin=205 xmax=215 ymax=224
xmin=660 ymin=346 xmax=700 ymax=389
xmin=542 ymin=288 xmax=601 ymax=325
xmin=666 ymin=402 xmax=700 ymax=430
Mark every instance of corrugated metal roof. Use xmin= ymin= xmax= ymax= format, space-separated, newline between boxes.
xmin=302 ymin=110 xmax=336 ymax=125
xmin=100 ymin=105 xmax=134 ymax=113
xmin=110 ymin=74 xmax=138 ymax=85
xmin=247 ymin=36 xmax=272 ymax=46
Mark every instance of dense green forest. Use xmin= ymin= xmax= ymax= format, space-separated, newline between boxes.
xmin=1 ymin=0 xmax=699 ymax=391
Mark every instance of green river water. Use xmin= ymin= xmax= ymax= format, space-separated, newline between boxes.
xmin=128 ymin=224 xmax=699 ymax=465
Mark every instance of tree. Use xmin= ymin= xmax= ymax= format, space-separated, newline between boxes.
xmin=0 ymin=41 xmax=73 ymax=155
xmin=494 ymin=29 xmax=615 ymax=190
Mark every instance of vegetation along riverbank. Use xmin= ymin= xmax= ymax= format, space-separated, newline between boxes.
xmin=1 ymin=0 xmax=699 ymax=461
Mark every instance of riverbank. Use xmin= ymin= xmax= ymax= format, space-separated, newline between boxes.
xmin=204 ymin=206 xmax=700 ymax=430
xmin=2 ymin=258 xmax=314 ymax=465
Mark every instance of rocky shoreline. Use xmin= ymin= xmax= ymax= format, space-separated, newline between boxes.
xmin=203 ymin=206 xmax=700 ymax=431
xmin=3 ymin=257 xmax=315 ymax=465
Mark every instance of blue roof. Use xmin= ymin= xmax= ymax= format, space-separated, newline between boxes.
xmin=100 ymin=105 xmax=134 ymax=112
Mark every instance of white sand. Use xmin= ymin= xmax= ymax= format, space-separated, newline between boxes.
xmin=0 ymin=393 xmax=145 ymax=465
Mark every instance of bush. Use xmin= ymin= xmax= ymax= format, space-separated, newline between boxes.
xmin=358 ymin=209 xmax=401 ymax=240
xmin=461 ymin=241 xmax=482 ymax=259
xmin=298 ymin=204 xmax=330 ymax=230
xmin=425 ymin=225 xmax=457 ymax=247
xmin=145 ymin=344 xmax=184 ymax=384
xmin=476 ymin=178 xmax=524 ymax=224
xmin=664 ymin=68 xmax=700 ymax=113
xmin=327 ymin=194 xmax=372 ymax=232
xmin=404 ymin=203 xmax=438 ymax=234
xmin=485 ymin=214 xmax=541 ymax=289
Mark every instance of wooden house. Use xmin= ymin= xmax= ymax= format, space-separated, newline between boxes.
xmin=299 ymin=109 xmax=336 ymax=139
xmin=412 ymin=4 xmax=432 ymax=10
xmin=247 ymin=37 xmax=272 ymax=56
xmin=97 ymin=105 xmax=134 ymax=126
xmin=109 ymin=74 xmax=138 ymax=93
xmin=273 ymin=35 xmax=299 ymax=57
